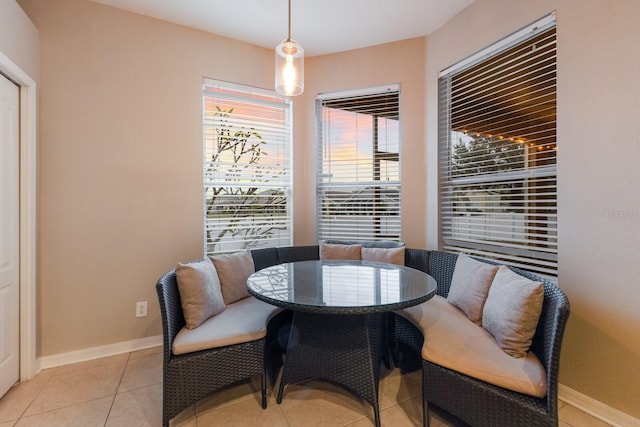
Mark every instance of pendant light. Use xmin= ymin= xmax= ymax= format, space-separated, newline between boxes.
xmin=275 ymin=0 xmax=304 ymax=96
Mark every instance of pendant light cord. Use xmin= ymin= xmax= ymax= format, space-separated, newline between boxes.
xmin=287 ymin=0 xmax=291 ymax=42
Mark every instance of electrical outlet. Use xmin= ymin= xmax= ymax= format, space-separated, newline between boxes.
xmin=136 ymin=301 xmax=148 ymax=318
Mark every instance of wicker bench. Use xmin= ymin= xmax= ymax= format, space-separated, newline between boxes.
xmin=156 ymin=265 xmax=284 ymax=426
xmin=393 ymin=251 xmax=570 ymax=427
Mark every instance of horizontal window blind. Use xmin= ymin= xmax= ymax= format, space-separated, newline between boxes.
xmin=203 ymin=79 xmax=292 ymax=255
xmin=317 ymin=85 xmax=401 ymax=242
xmin=439 ymin=16 xmax=557 ymax=277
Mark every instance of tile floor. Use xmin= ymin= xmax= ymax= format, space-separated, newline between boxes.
xmin=0 ymin=346 xmax=612 ymax=427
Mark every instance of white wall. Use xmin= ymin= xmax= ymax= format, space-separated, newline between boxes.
xmin=0 ymin=0 xmax=39 ymax=80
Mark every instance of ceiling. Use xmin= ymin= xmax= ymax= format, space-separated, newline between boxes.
xmin=90 ymin=0 xmax=475 ymax=56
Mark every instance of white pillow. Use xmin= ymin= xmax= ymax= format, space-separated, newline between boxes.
xmin=482 ymin=266 xmax=544 ymax=358
xmin=446 ymin=254 xmax=499 ymax=325
xmin=175 ymin=258 xmax=226 ymax=329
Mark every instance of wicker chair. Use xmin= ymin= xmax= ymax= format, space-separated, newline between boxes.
xmin=156 ymin=269 xmax=268 ymax=427
xmin=396 ymin=251 xmax=571 ymax=427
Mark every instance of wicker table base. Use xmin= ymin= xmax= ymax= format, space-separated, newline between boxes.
xmin=276 ymin=312 xmax=385 ymax=427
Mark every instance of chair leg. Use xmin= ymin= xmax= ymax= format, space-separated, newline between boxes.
xmin=423 ymin=399 xmax=430 ymax=427
xmin=162 ymin=396 xmax=169 ymax=427
xmin=374 ymin=406 xmax=381 ymax=427
xmin=276 ymin=377 xmax=285 ymax=403
xmin=382 ymin=313 xmax=391 ymax=369
xmin=423 ymin=367 xmax=430 ymax=427
xmin=261 ymin=373 xmax=267 ymax=409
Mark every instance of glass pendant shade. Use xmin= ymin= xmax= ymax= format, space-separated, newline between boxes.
xmin=275 ymin=39 xmax=304 ymax=96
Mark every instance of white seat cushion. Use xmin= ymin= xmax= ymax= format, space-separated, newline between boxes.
xmin=172 ymin=296 xmax=281 ymax=355
xmin=396 ymin=295 xmax=547 ymax=398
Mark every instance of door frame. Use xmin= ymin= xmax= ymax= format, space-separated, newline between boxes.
xmin=0 ymin=51 xmax=37 ymax=381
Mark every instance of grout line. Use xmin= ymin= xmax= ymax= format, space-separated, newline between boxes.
xmin=103 ymin=351 xmax=132 ymax=427
xmin=13 ymin=370 xmax=55 ymax=422
xmin=16 ymin=396 xmax=118 ymax=425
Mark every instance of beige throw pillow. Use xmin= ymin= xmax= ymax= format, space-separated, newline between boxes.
xmin=175 ymin=258 xmax=226 ymax=329
xmin=319 ymin=243 xmax=362 ymax=260
xmin=210 ymin=249 xmax=255 ymax=304
xmin=446 ymin=254 xmax=499 ymax=325
xmin=482 ymin=266 xmax=544 ymax=358
xmin=361 ymin=246 xmax=405 ymax=265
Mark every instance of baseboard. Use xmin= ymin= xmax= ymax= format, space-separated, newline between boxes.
xmin=559 ymin=384 xmax=640 ymax=427
xmin=38 ymin=335 xmax=162 ymax=371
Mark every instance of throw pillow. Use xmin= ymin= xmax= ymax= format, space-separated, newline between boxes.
xmin=210 ymin=249 xmax=255 ymax=304
xmin=175 ymin=258 xmax=226 ymax=329
xmin=319 ymin=243 xmax=362 ymax=260
xmin=446 ymin=254 xmax=499 ymax=325
xmin=482 ymin=265 xmax=544 ymax=358
xmin=361 ymin=246 xmax=405 ymax=265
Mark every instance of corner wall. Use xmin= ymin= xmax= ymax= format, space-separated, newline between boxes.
xmin=295 ymin=38 xmax=427 ymax=248
xmin=17 ymin=0 xmax=275 ymax=358
xmin=17 ymin=0 xmax=427 ymax=362
xmin=426 ymin=0 xmax=640 ymax=418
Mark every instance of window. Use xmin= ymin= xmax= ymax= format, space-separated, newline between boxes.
xmin=316 ymin=85 xmax=401 ymax=242
xmin=203 ymin=79 xmax=292 ymax=255
xmin=439 ymin=14 xmax=557 ymax=276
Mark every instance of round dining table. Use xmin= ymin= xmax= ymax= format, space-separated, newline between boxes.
xmin=247 ymin=259 xmax=437 ymax=427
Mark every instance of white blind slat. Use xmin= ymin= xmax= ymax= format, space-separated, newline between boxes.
xmin=203 ymin=78 xmax=293 ymax=255
xmin=439 ymin=17 xmax=557 ymax=277
xmin=316 ymin=85 xmax=401 ymax=242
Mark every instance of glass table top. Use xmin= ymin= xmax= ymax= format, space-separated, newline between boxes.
xmin=247 ymin=260 xmax=437 ymax=314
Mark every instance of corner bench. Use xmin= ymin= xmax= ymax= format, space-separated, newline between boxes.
xmin=157 ymin=246 xmax=569 ymax=427
xmin=156 ymin=267 xmax=283 ymax=427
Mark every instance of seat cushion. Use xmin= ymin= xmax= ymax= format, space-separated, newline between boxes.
xmin=172 ymin=296 xmax=281 ymax=355
xmin=396 ymin=295 xmax=547 ymax=398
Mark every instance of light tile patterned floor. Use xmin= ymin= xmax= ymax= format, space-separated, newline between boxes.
xmin=0 ymin=346 xmax=611 ymax=426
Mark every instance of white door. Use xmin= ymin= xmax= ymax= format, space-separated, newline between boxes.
xmin=0 ymin=73 xmax=20 ymax=398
